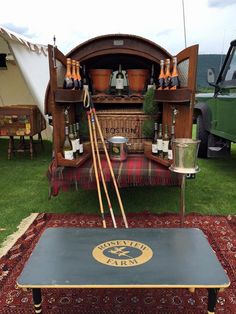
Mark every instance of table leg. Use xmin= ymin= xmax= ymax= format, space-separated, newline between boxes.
xmin=38 ymin=132 xmax=44 ymax=151
xmin=29 ymin=136 xmax=34 ymax=159
xmin=32 ymin=288 xmax=42 ymax=313
xmin=180 ymin=174 xmax=186 ymax=227
xmin=8 ymin=136 xmax=14 ymax=160
xmin=207 ymin=288 xmax=219 ymax=314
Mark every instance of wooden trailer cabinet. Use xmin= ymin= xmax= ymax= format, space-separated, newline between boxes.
xmin=46 ymin=34 xmax=198 ymax=194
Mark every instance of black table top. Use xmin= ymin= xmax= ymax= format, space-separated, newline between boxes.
xmin=17 ymin=228 xmax=230 ymax=289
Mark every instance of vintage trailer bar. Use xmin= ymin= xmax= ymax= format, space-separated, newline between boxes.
xmin=45 ymin=34 xmax=198 ymax=195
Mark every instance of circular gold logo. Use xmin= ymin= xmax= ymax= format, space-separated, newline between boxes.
xmin=92 ymin=239 xmax=153 ymax=267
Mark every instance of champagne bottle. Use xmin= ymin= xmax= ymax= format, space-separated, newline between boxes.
xmin=162 ymin=124 xmax=169 ymax=160
xmin=76 ymin=122 xmax=83 ymax=154
xmin=63 ymin=58 xmax=74 ymax=89
xmin=69 ymin=124 xmax=77 ymax=158
xmin=157 ymin=123 xmax=163 ymax=158
xmin=170 ymin=57 xmax=180 ymax=90
xmin=157 ymin=60 xmax=165 ymax=90
xmin=63 ymin=126 xmax=73 ymax=160
xmin=71 ymin=60 xmax=79 ymax=90
xmin=147 ymin=64 xmax=155 ymax=90
xmin=168 ymin=125 xmax=175 ymax=160
xmin=64 ymin=108 xmax=70 ymax=126
xmin=74 ymin=122 xmax=80 ymax=155
xmin=73 ymin=123 xmax=79 ymax=156
xmin=76 ymin=61 xmax=82 ymax=90
xmin=164 ymin=59 xmax=171 ymax=90
xmin=116 ymin=64 xmax=124 ymax=96
xmin=152 ymin=122 xmax=158 ymax=155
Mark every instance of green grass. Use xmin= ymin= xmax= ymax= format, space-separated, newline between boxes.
xmin=0 ymin=137 xmax=236 ymax=245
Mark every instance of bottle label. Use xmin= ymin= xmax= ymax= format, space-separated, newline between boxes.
xmin=64 ymin=77 xmax=73 ymax=89
xmin=164 ymin=76 xmax=170 ymax=89
xmin=157 ymin=78 xmax=164 ymax=90
xmin=168 ymin=149 xmax=173 ymax=160
xmin=71 ymin=139 xmax=77 ymax=153
xmin=170 ymin=76 xmax=180 ymax=89
xmin=76 ymin=139 xmax=80 ymax=151
xmin=79 ymin=144 xmax=83 ymax=154
xmin=152 ymin=143 xmax=157 ymax=154
xmin=116 ymin=78 xmax=124 ymax=90
xmin=157 ymin=139 xmax=163 ymax=151
xmin=64 ymin=150 xmax=74 ymax=160
xmin=162 ymin=140 xmax=169 ymax=153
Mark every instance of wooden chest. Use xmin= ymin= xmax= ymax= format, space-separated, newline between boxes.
xmin=0 ymin=105 xmax=46 ymax=136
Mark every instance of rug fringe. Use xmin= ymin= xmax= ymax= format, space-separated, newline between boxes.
xmin=0 ymin=213 xmax=39 ymax=258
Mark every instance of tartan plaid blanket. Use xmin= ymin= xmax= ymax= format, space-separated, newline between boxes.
xmin=47 ymin=154 xmax=180 ymax=197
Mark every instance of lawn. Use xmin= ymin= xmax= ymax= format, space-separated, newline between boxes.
xmin=0 ymin=137 xmax=236 ymax=245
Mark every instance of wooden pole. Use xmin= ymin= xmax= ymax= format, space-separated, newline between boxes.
xmin=90 ymin=110 xmax=117 ymax=228
xmin=87 ymin=111 xmax=106 ymax=228
xmin=92 ymin=108 xmax=129 ymax=228
xmin=180 ymin=173 xmax=186 ymax=227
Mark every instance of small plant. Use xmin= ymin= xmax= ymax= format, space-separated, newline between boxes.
xmin=142 ymin=119 xmax=154 ymax=138
xmin=143 ymin=87 xmax=159 ymax=115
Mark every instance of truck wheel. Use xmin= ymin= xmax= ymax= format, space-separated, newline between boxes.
xmin=196 ymin=114 xmax=208 ymax=158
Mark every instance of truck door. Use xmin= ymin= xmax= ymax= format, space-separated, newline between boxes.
xmin=215 ymin=45 xmax=236 ymax=143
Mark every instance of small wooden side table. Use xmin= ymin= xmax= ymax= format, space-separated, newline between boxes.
xmin=7 ymin=133 xmax=44 ymax=160
xmin=0 ymin=104 xmax=46 ymax=159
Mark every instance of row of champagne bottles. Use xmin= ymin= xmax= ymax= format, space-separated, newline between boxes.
xmin=63 ymin=57 xmax=180 ymax=92
xmin=152 ymin=122 xmax=175 ymax=161
xmin=63 ymin=122 xmax=84 ymax=160
xmin=157 ymin=57 xmax=180 ymax=90
xmin=63 ymin=59 xmax=88 ymax=90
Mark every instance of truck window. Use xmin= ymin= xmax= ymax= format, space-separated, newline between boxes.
xmin=221 ymin=47 xmax=236 ymax=88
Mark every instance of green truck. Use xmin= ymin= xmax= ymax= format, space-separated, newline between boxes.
xmin=195 ymin=39 xmax=236 ymax=158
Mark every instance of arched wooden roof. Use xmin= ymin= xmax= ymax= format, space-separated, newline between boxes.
xmin=68 ymin=34 xmax=172 ymax=64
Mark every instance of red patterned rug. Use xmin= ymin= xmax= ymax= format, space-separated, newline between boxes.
xmin=0 ymin=212 xmax=235 ymax=313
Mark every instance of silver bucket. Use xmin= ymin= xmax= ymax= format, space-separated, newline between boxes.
xmin=107 ymin=136 xmax=130 ymax=161
xmin=170 ymin=138 xmax=200 ymax=174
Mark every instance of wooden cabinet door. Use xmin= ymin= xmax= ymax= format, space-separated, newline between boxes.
xmin=162 ymin=44 xmax=199 ymax=138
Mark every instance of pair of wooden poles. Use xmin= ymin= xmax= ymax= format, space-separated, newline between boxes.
xmin=83 ymin=90 xmax=128 ymax=229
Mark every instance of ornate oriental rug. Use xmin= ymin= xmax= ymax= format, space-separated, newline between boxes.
xmin=0 ymin=212 xmax=235 ymax=313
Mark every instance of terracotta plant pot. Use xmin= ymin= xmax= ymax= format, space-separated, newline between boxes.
xmin=127 ymin=69 xmax=149 ymax=94
xmin=89 ymin=69 xmax=112 ymax=93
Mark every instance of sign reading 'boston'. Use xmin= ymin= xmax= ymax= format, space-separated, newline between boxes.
xmin=105 ymin=127 xmax=138 ymax=136
xmin=92 ymin=240 xmax=153 ymax=267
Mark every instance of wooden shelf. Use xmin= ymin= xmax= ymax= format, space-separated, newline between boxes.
xmin=154 ymin=88 xmax=192 ymax=103
xmin=55 ymin=89 xmax=84 ymax=104
xmin=92 ymin=94 xmax=144 ymax=104
xmin=144 ymin=151 xmax=172 ymax=167
xmin=57 ymin=151 xmax=91 ymax=167
xmin=144 ymin=140 xmax=172 ymax=167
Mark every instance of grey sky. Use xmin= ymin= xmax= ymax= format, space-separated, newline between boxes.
xmin=0 ymin=0 xmax=236 ymax=55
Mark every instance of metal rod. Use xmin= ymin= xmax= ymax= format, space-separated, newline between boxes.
xmin=180 ymin=173 xmax=186 ymax=227
xmin=182 ymin=0 xmax=187 ymax=48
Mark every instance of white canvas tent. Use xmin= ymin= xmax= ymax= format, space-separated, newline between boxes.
xmin=0 ymin=26 xmax=51 ymax=137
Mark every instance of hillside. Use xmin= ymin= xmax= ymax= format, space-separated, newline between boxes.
xmin=196 ymin=54 xmax=225 ymax=89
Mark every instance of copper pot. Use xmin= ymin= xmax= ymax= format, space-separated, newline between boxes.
xmin=89 ymin=69 xmax=112 ymax=93
xmin=127 ymin=69 xmax=149 ymax=94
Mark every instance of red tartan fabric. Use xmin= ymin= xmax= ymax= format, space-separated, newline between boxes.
xmin=47 ymin=154 xmax=180 ymax=196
